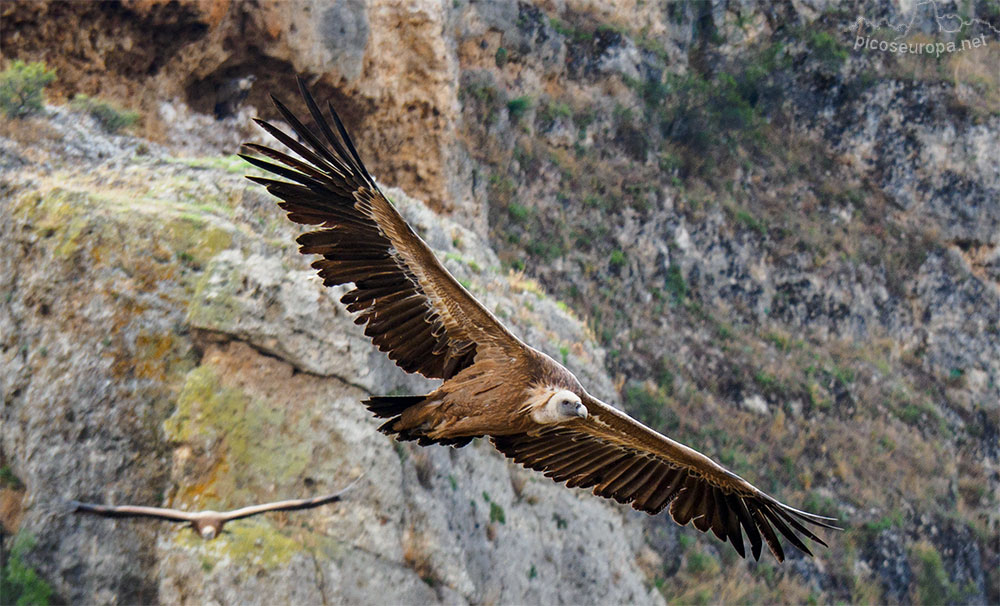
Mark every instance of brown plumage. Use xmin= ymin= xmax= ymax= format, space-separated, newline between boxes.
xmin=71 ymin=479 xmax=359 ymax=539
xmin=240 ymin=78 xmax=841 ymax=562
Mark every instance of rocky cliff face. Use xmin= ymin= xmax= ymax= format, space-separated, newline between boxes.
xmin=1 ymin=106 xmax=655 ymax=605
xmin=2 ymin=0 xmax=997 ymax=604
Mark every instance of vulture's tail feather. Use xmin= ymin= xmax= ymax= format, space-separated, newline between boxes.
xmin=365 ymin=395 xmax=476 ymax=448
xmin=363 ymin=395 xmax=425 ymax=418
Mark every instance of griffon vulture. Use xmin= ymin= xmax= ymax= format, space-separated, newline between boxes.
xmin=71 ymin=479 xmax=359 ymax=539
xmin=239 ymin=79 xmax=839 ymax=562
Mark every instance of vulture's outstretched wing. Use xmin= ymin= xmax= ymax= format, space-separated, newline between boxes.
xmin=492 ymin=399 xmax=839 ymax=562
xmin=70 ymin=501 xmax=195 ymax=523
xmin=240 ymin=79 xmax=523 ymax=380
xmin=220 ymin=477 xmax=361 ymax=522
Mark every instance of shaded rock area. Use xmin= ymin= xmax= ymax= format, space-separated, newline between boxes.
xmin=2 ymin=0 xmax=998 ymax=603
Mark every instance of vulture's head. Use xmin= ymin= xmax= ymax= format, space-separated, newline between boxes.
xmin=549 ymin=390 xmax=588 ymax=420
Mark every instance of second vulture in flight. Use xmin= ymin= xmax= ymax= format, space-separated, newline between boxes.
xmin=239 ymin=79 xmax=839 ymax=563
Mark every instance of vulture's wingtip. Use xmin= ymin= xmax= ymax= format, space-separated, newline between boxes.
xmin=339 ymin=473 xmax=366 ymax=495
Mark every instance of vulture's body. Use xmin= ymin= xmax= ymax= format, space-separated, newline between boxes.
xmin=240 ymin=79 xmax=839 ymax=562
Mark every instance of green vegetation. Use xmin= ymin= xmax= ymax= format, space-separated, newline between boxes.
xmin=609 ymin=249 xmax=626 ymax=268
xmin=70 ymin=94 xmax=139 ymax=133
xmin=664 ymin=264 xmax=688 ymax=303
xmin=495 ymin=47 xmax=509 ymax=68
xmin=911 ymin=542 xmax=979 ymax=605
xmin=508 ymin=202 xmax=531 ymax=223
xmin=754 ymin=371 xmax=778 ymax=390
xmin=489 ymin=501 xmax=506 ymax=524
xmin=460 ymin=17 xmax=991 ymax=603
xmin=507 ymin=96 xmax=532 ymax=121
xmin=482 ymin=491 xmax=505 ymax=524
xmin=552 ymin=513 xmax=568 ymax=529
xmin=0 ymin=464 xmax=25 ymax=490
xmin=802 ymin=29 xmax=848 ymax=69
xmin=549 ymin=18 xmax=593 ymax=43
xmin=173 ymin=518 xmax=303 ymax=570
xmin=460 ymin=79 xmax=503 ymax=123
xmin=487 ymin=174 xmax=516 ymax=207
xmin=686 ymin=550 xmax=719 ymax=576
xmin=763 ymin=330 xmax=794 ymax=352
xmin=537 ymin=99 xmax=573 ymax=128
xmin=0 ymin=533 xmax=54 ymax=606
xmin=444 ymin=251 xmax=483 ymax=273
xmin=623 ymin=40 xmax=792 ymax=175
xmin=0 ymin=60 xmax=56 ymax=118
xmin=163 ymin=364 xmax=311 ymax=504
xmin=172 ymin=154 xmax=249 ymax=174
xmin=732 ymin=208 xmax=767 ymax=236
xmin=393 ymin=441 xmax=408 ymax=463
xmin=861 ymin=510 xmax=904 ymax=536
xmin=623 ymin=381 xmax=678 ymax=432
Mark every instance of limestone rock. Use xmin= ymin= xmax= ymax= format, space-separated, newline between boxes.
xmin=1 ymin=104 xmax=660 ymax=605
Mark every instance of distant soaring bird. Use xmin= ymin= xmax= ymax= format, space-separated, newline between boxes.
xmin=239 ymin=79 xmax=839 ymax=562
xmin=71 ymin=480 xmax=358 ymax=539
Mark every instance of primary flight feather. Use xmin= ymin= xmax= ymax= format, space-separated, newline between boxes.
xmin=240 ymin=78 xmax=839 ymax=562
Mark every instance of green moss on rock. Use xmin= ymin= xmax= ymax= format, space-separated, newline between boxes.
xmin=0 ymin=533 xmax=54 ymax=606
xmin=162 ymin=214 xmax=232 ymax=267
xmin=173 ymin=519 xmax=303 ymax=570
xmin=165 ymin=364 xmax=311 ymax=504
xmin=185 ymin=257 xmax=243 ymax=329
xmin=12 ymin=185 xmax=232 ymax=275
xmin=168 ymin=154 xmax=253 ymax=175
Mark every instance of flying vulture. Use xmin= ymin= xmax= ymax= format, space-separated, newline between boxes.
xmin=239 ymin=79 xmax=839 ymax=562
xmin=71 ymin=480 xmax=359 ymax=539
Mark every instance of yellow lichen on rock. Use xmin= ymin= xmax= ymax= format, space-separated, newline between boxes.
xmin=164 ymin=356 xmax=312 ymax=509
xmin=172 ymin=517 xmax=303 ymax=570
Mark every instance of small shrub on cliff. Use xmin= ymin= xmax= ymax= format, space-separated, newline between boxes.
xmin=549 ymin=18 xmax=593 ymax=43
xmin=664 ymin=264 xmax=688 ymax=303
xmin=609 ymin=249 xmax=626 ymax=268
xmin=459 ymin=77 xmax=503 ymax=124
xmin=70 ymin=94 xmax=139 ymax=134
xmin=494 ymin=47 xmax=509 ymax=68
xmin=0 ymin=60 xmax=56 ymax=118
xmin=623 ymin=381 xmax=679 ymax=432
xmin=0 ymin=464 xmax=25 ymax=489
xmin=538 ymin=100 xmax=572 ymax=125
xmin=803 ymin=29 xmax=847 ymax=69
xmin=507 ymin=96 xmax=532 ymax=122
xmin=910 ymin=541 xmax=978 ymax=605
xmin=0 ymin=533 xmax=54 ymax=606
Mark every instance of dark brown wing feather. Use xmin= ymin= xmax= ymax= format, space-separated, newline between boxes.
xmin=241 ymin=79 xmax=522 ymax=380
xmin=491 ymin=399 xmax=839 ymax=562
